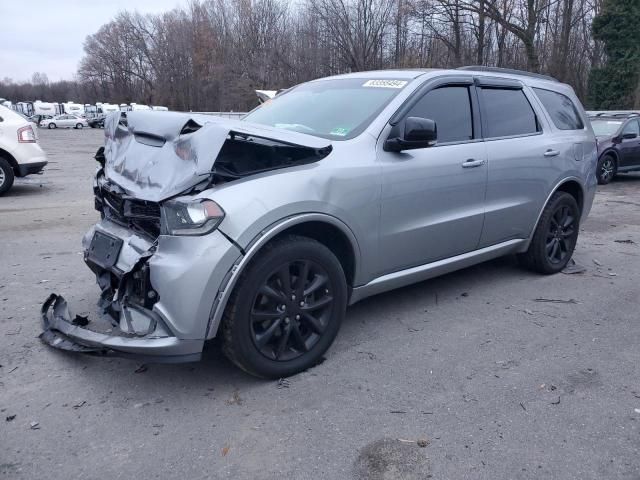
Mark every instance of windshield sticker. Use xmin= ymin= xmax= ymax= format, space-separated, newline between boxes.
xmin=330 ymin=127 xmax=350 ymax=137
xmin=362 ymin=79 xmax=407 ymax=89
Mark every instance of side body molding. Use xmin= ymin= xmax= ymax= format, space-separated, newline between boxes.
xmin=205 ymin=213 xmax=361 ymax=339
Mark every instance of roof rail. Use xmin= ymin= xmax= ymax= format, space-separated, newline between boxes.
xmin=457 ymin=66 xmax=558 ymax=82
xmin=591 ymin=112 xmax=640 ymax=118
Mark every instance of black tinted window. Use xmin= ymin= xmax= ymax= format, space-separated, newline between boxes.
xmin=533 ymin=88 xmax=584 ymax=130
xmin=407 ymin=86 xmax=473 ymax=143
xmin=480 ymin=88 xmax=539 ymax=138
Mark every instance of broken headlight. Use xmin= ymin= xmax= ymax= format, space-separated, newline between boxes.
xmin=161 ymin=199 xmax=225 ymax=236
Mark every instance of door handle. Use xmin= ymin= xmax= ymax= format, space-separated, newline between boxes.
xmin=462 ymin=159 xmax=485 ymax=168
xmin=544 ymin=149 xmax=560 ymax=157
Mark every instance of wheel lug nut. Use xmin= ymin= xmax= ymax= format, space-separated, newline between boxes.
xmin=295 ymin=315 xmax=300 ymax=320
xmin=284 ymin=317 xmax=290 ymax=324
xmin=291 ymin=294 xmax=296 ymax=300
xmin=299 ymin=301 xmax=304 ymax=307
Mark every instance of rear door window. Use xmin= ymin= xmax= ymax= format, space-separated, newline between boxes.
xmin=406 ymin=86 xmax=473 ymax=143
xmin=479 ymin=88 xmax=539 ymax=138
xmin=533 ymin=88 xmax=584 ymax=130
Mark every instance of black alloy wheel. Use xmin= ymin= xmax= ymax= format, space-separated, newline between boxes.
xmin=518 ymin=191 xmax=580 ymax=274
xmin=545 ymin=204 xmax=576 ymax=265
xmin=251 ymin=259 xmax=334 ymax=361
xmin=222 ymin=235 xmax=347 ymax=378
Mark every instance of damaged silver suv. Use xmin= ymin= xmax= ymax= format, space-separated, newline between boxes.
xmin=41 ymin=67 xmax=597 ymax=378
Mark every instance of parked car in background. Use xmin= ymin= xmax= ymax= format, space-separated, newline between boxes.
xmin=39 ymin=114 xmax=88 ymax=129
xmin=85 ymin=103 xmax=120 ymax=128
xmin=41 ymin=67 xmax=596 ymax=378
xmin=0 ymin=105 xmax=47 ymax=195
xmin=589 ymin=112 xmax=640 ymax=184
xmin=29 ymin=114 xmax=54 ymax=126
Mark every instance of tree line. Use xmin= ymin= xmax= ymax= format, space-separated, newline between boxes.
xmin=1 ymin=0 xmax=638 ymax=111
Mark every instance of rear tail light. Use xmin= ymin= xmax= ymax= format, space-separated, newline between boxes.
xmin=17 ymin=125 xmax=36 ymax=143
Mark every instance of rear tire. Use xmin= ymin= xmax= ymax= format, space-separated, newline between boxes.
xmin=221 ymin=235 xmax=347 ymax=378
xmin=518 ymin=191 xmax=580 ymax=274
xmin=597 ymin=154 xmax=616 ymax=185
xmin=0 ymin=157 xmax=15 ymax=195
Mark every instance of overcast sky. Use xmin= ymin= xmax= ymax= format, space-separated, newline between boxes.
xmin=1 ymin=0 xmax=186 ymax=82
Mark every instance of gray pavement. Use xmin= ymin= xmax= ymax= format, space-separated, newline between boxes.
xmin=1 ymin=128 xmax=639 ymax=479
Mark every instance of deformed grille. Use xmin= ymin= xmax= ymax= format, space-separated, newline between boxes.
xmin=97 ymin=181 xmax=162 ymax=238
xmin=126 ymin=201 xmax=161 ymax=219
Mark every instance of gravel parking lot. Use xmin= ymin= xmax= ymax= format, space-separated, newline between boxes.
xmin=1 ymin=128 xmax=639 ymax=479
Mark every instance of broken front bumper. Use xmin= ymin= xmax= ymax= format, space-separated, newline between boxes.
xmin=40 ymin=293 xmax=203 ymax=362
xmin=40 ymin=218 xmax=242 ymax=362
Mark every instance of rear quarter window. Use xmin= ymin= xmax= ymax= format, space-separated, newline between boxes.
xmin=533 ymin=87 xmax=584 ymax=130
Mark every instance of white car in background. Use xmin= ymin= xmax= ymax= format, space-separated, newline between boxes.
xmin=0 ymin=105 xmax=47 ymax=195
xmin=39 ymin=114 xmax=88 ymax=129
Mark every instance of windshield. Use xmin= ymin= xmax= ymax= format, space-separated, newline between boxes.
xmin=590 ymin=119 xmax=622 ymax=136
xmin=243 ymin=78 xmax=409 ymax=140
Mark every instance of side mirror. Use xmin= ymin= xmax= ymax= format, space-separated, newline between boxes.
xmin=384 ymin=117 xmax=437 ymax=152
xmin=622 ymin=132 xmax=638 ymax=140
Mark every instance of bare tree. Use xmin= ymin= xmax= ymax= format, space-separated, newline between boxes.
xmin=1 ymin=0 xmax=615 ymax=109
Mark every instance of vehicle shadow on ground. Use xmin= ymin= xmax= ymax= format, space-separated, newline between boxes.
xmin=2 ymin=183 xmax=50 ymax=198
xmin=46 ymin=254 xmax=534 ymax=395
xmin=613 ymin=172 xmax=640 ymax=181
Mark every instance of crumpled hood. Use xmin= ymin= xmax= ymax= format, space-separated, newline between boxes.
xmin=103 ymin=111 xmax=331 ymax=202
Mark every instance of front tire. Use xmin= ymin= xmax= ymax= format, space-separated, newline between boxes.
xmin=597 ymin=154 xmax=616 ymax=185
xmin=518 ymin=191 xmax=580 ymax=274
xmin=221 ymin=235 xmax=347 ymax=378
xmin=48 ymin=123 xmax=56 ymax=129
xmin=0 ymin=157 xmax=15 ymax=195
xmin=75 ymin=123 xmax=83 ymax=129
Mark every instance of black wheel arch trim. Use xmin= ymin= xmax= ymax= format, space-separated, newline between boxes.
xmin=598 ymin=149 xmax=619 ymax=164
xmin=205 ymin=213 xmax=361 ymax=339
xmin=521 ymin=177 xmax=585 ymax=252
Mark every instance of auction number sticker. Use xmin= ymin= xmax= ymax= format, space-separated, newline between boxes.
xmin=330 ymin=127 xmax=350 ymax=136
xmin=362 ymin=79 xmax=407 ymax=89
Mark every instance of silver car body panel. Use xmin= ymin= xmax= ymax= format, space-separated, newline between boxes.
xmin=205 ymin=213 xmax=361 ymax=339
xmin=41 ymin=68 xmax=597 ymax=360
xmin=349 ymin=239 xmax=526 ymax=304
